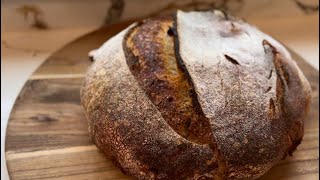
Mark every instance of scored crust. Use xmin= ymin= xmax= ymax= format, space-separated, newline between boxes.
xmin=81 ymin=10 xmax=312 ymax=180
xmin=81 ymin=24 xmax=220 ymax=180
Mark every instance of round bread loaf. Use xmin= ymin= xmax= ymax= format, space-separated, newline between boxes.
xmin=80 ymin=10 xmax=311 ymax=180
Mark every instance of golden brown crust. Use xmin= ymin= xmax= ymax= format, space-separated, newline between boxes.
xmin=81 ymin=10 xmax=312 ymax=180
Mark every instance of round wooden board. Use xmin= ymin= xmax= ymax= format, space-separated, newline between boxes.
xmin=5 ymin=21 xmax=319 ymax=180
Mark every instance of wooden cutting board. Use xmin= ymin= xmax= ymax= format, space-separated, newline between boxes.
xmin=5 ymin=21 xmax=319 ymax=180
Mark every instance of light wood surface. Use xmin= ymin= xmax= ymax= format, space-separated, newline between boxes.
xmin=5 ymin=22 xmax=319 ymax=180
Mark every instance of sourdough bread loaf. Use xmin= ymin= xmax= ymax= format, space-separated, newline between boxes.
xmin=80 ymin=10 xmax=311 ymax=180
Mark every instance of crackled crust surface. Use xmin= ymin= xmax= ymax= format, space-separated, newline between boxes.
xmin=81 ymin=10 xmax=311 ymax=180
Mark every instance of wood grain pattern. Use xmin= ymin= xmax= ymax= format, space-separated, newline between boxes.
xmin=5 ymin=22 xmax=319 ymax=180
xmin=32 ymin=21 xmax=133 ymax=78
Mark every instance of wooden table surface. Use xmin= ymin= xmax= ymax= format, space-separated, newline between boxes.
xmin=5 ymin=22 xmax=319 ymax=180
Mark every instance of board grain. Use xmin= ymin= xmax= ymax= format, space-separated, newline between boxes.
xmin=5 ymin=21 xmax=319 ymax=180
